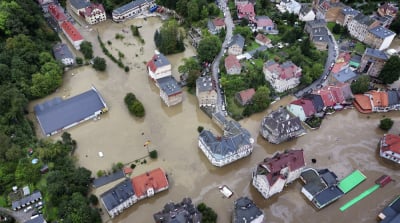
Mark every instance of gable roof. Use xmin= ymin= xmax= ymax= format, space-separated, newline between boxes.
xmin=61 ymin=21 xmax=83 ymax=41
xmin=290 ymin=99 xmax=316 ymax=117
xmin=12 ymin=191 xmax=42 ymax=210
xmin=370 ymin=91 xmax=389 ymax=107
xmin=303 ymin=94 xmax=324 ymax=112
xmin=299 ymin=5 xmax=313 ymax=16
xmin=131 ymin=168 xmax=169 ymax=198
xmin=387 ymin=90 xmax=400 ymax=106
xmin=334 ymin=68 xmax=356 ymax=82
xmin=353 ymin=13 xmax=376 ymax=26
xmin=354 ymin=94 xmax=372 ymax=111
xmin=93 ymin=170 xmax=125 ymax=188
xmin=84 ymin=3 xmax=105 ymax=17
xmin=261 ymin=108 xmax=305 ymax=136
xmin=233 ymin=197 xmax=263 ymax=223
xmin=380 ymin=195 xmax=400 ymax=223
xmin=369 ymin=26 xmax=396 ymax=39
xmin=381 ymin=134 xmax=400 ymax=154
xmin=237 ymin=88 xmax=255 ymax=105
xmin=229 ymin=34 xmax=245 ymax=48
xmin=100 ymin=179 xmax=135 ymax=212
xmin=69 ymin=0 xmax=90 ymax=10
xmin=153 ymin=198 xmax=202 ymax=223
xmin=255 ymin=16 xmax=273 ymax=27
xmin=147 ymin=53 xmax=170 ymax=73
xmin=265 ymin=60 xmax=301 ymax=80
xmin=48 ymin=3 xmax=67 ymax=22
xmin=225 ymin=55 xmax=241 ymax=70
xmin=364 ymin=48 xmax=389 ymax=60
xmin=237 ymin=3 xmax=255 ymax=18
xmin=255 ymin=33 xmax=271 ymax=44
xmin=213 ymin=17 xmax=225 ymax=27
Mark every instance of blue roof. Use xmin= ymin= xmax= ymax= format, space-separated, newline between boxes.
xmin=387 ymin=90 xmax=400 ymax=106
xmin=369 ymin=26 xmax=395 ymax=39
xmin=381 ymin=196 xmax=400 ymax=223
xmin=52 ymin=43 xmax=74 ymax=61
xmin=334 ymin=68 xmax=357 ymax=83
xmin=100 ymin=179 xmax=135 ymax=212
xmin=156 ymin=76 xmax=182 ymax=96
xmin=364 ymin=48 xmax=389 ymax=60
xmin=112 ymin=0 xmax=152 ymax=15
xmin=69 ymin=0 xmax=90 ymax=10
xmin=34 ymin=87 xmax=107 ymax=136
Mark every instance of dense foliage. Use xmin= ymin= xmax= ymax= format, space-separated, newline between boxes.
xmin=379 ymin=118 xmax=394 ymax=131
xmin=92 ymin=56 xmax=106 ymax=71
xmin=378 ymin=56 xmax=400 ymax=84
xmin=79 ymin=41 xmax=94 ymax=60
xmin=124 ymin=93 xmax=145 ymax=117
xmin=154 ymin=20 xmax=185 ymax=55
xmin=178 ymin=57 xmax=202 ymax=90
xmin=350 ymin=75 xmax=370 ymax=94
xmin=197 ymin=35 xmax=222 ymax=63
xmin=197 ymin=202 xmax=217 ymax=223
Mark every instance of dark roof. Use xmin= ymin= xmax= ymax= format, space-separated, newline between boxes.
xmin=233 ymin=197 xmax=263 ymax=223
xmin=25 ymin=215 xmax=46 ymax=223
xmin=353 ymin=13 xmax=375 ymax=26
xmin=312 ymin=27 xmax=328 ymax=36
xmin=380 ymin=196 xmax=400 ymax=223
xmin=229 ymin=34 xmax=245 ymax=48
xmin=299 ymin=5 xmax=312 ymax=16
xmin=112 ymin=0 xmax=152 ymax=15
xmin=34 ymin=87 xmax=107 ymax=136
xmin=153 ymin=198 xmax=202 ymax=223
xmin=313 ymin=35 xmax=329 ymax=43
xmin=369 ymin=26 xmax=395 ymax=38
xmin=334 ymin=67 xmax=357 ymax=83
xmin=313 ymin=186 xmax=344 ymax=208
xmin=196 ymin=76 xmax=214 ymax=92
xmin=387 ymin=90 xmax=400 ymax=106
xmin=261 ymin=108 xmax=305 ymax=137
xmin=100 ymin=179 xmax=135 ymax=212
xmin=156 ymin=76 xmax=182 ymax=96
xmin=147 ymin=53 xmax=171 ymax=73
xmin=303 ymin=94 xmax=324 ymax=112
xmin=52 ymin=43 xmax=74 ymax=60
xmin=207 ymin=19 xmax=216 ymax=33
xmin=93 ymin=170 xmax=125 ymax=188
xmin=12 ymin=191 xmax=42 ymax=210
xmin=69 ymin=0 xmax=90 ymax=10
xmin=341 ymin=7 xmax=359 ymax=15
xmin=364 ymin=48 xmax=388 ymax=60
xmin=301 ymin=168 xmax=327 ymax=196
xmin=306 ymin=19 xmax=326 ymax=29
xmin=350 ymin=54 xmax=362 ymax=63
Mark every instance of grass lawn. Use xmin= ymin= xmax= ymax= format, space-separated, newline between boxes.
xmin=246 ymin=41 xmax=260 ymax=51
xmin=0 ymin=195 xmax=7 ymax=206
xmin=355 ymin=42 xmax=366 ymax=54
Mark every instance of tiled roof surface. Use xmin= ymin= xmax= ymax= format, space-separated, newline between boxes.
xmin=69 ymin=0 xmax=90 ymax=9
xmin=238 ymin=88 xmax=255 ymax=104
xmin=213 ymin=17 xmax=225 ymax=27
xmin=364 ymin=48 xmax=389 ymax=60
xmin=131 ymin=168 xmax=169 ymax=198
xmin=233 ymin=197 xmax=263 ymax=223
xmin=370 ymin=91 xmax=389 ymax=107
xmin=255 ymin=16 xmax=273 ymax=27
xmin=48 ymin=3 xmax=67 ymax=22
xmin=229 ymin=34 xmax=245 ymax=48
xmin=52 ymin=43 xmax=74 ymax=60
xmin=225 ymin=55 xmax=241 ymax=70
xmin=354 ymin=94 xmax=372 ymax=111
xmin=381 ymin=134 xmax=400 ymax=154
xmin=147 ymin=53 xmax=170 ymax=73
xmin=100 ymin=179 xmax=135 ymax=212
xmin=291 ymin=99 xmax=316 ymax=117
xmin=255 ymin=33 xmax=271 ymax=44
xmin=84 ymin=3 xmax=105 ymax=16
xmin=61 ymin=21 xmax=83 ymax=41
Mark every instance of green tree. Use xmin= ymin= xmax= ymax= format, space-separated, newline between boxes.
xmin=252 ymin=86 xmax=271 ymax=110
xmin=178 ymin=57 xmax=201 ymax=89
xmin=350 ymin=75 xmax=370 ymax=94
xmin=30 ymin=62 xmax=63 ymax=98
xmin=79 ymin=41 xmax=93 ymax=60
xmin=332 ymin=23 xmax=341 ymax=34
xmin=233 ymin=26 xmax=252 ymax=43
xmin=187 ymin=0 xmax=199 ymax=22
xmin=76 ymin=57 xmax=83 ymax=65
xmin=389 ymin=13 xmax=400 ymax=35
xmin=197 ymin=35 xmax=221 ymax=62
xmin=155 ymin=20 xmax=185 ymax=55
xmin=176 ymin=0 xmax=188 ymax=17
xmin=379 ymin=118 xmax=394 ymax=131
xmin=59 ymin=192 xmax=101 ymax=223
xmin=197 ymin=203 xmax=217 ymax=223
xmin=92 ymin=57 xmax=106 ymax=71
xmin=378 ymin=56 xmax=400 ymax=84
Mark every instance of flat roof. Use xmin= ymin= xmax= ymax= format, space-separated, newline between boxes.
xmin=112 ymin=0 xmax=152 ymax=15
xmin=34 ymin=87 xmax=107 ymax=136
xmin=93 ymin=170 xmax=125 ymax=188
xmin=338 ymin=170 xmax=366 ymax=193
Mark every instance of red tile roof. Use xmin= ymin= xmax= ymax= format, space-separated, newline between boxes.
xmin=48 ymin=3 xmax=67 ymax=23
xmin=61 ymin=21 xmax=83 ymax=41
xmin=353 ymin=94 xmax=372 ymax=113
xmin=213 ymin=18 xmax=225 ymax=27
xmin=314 ymin=89 xmax=336 ymax=107
xmin=331 ymin=52 xmax=351 ymax=74
xmin=381 ymin=134 xmax=400 ymax=154
xmin=324 ymin=86 xmax=345 ymax=104
xmin=290 ymin=99 xmax=316 ymax=117
xmin=370 ymin=91 xmax=388 ymax=107
xmin=238 ymin=88 xmax=255 ymax=105
xmin=225 ymin=55 xmax=241 ymax=70
xmin=255 ymin=17 xmax=273 ymax=27
xmin=255 ymin=33 xmax=271 ymax=44
xmin=237 ymin=3 xmax=255 ymax=19
xmin=84 ymin=3 xmax=105 ymax=17
xmin=131 ymin=168 xmax=169 ymax=198
xmin=123 ymin=167 xmax=133 ymax=174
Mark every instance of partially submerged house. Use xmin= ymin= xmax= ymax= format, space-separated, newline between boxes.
xmin=61 ymin=21 xmax=84 ymax=50
xmin=156 ymin=76 xmax=183 ymax=107
xmin=196 ymin=76 xmax=217 ymax=107
xmin=378 ymin=195 xmax=400 ymax=223
xmin=131 ymin=168 xmax=169 ymax=200
xmin=153 ymin=198 xmax=202 ymax=223
xmin=147 ymin=52 xmax=172 ymax=80
xmin=232 ymin=197 xmax=264 ymax=223
xmin=380 ymin=134 xmax=400 ymax=164
xmin=263 ymin=60 xmax=302 ymax=93
xmin=286 ymin=98 xmax=316 ymax=121
xmin=353 ymin=90 xmax=400 ymax=113
xmin=112 ymin=0 xmax=155 ymax=22
xmin=252 ymin=149 xmax=305 ymax=199
xmin=100 ymin=179 xmax=137 ymax=218
xmin=359 ymin=48 xmax=389 ymax=78
xmin=52 ymin=43 xmax=74 ymax=66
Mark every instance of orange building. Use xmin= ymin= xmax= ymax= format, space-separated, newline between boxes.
xmin=131 ymin=168 xmax=169 ymax=200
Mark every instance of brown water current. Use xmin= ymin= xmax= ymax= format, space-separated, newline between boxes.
xmin=28 ymin=17 xmax=400 ymax=223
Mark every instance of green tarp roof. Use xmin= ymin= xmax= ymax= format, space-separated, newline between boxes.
xmin=338 ymin=170 xmax=366 ymax=194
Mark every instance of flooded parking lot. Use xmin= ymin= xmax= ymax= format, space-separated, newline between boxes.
xmin=29 ymin=17 xmax=400 ymax=223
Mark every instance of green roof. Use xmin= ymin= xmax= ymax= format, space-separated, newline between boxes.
xmin=338 ymin=170 xmax=366 ymax=194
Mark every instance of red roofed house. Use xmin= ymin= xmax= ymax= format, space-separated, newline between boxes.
xmin=255 ymin=33 xmax=271 ymax=46
xmin=313 ymin=88 xmax=336 ymax=108
xmin=330 ymin=52 xmax=351 ymax=74
xmin=83 ymin=3 xmax=106 ymax=25
xmin=236 ymin=88 xmax=255 ymax=106
xmin=146 ymin=51 xmax=172 ymax=80
xmin=380 ymin=134 xmax=400 ymax=164
xmin=237 ymin=3 xmax=255 ymax=20
xmin=48 ymin=3 xmax=67 ymax=27
xmin=263 ymin=60 xmax=302 ymax=93
xmin=286 ymin=99 xmax=316 ymax=121
xmin=131 ymin=168 xmax=169 ymax=200
xmin=252 ymin=149 xmax=305 ymax=199
xmin=316 ymin=83 xmax=353 ymax=106
xmin=353 ymin=90 xmax=389 ymax=113
xmin=353 ymin=94 xmax=372 ymax=113
xmin=225 ymin=55 xmax=242 ymax=75
xmin=61 ymin=21 xmax=84 ymax=50
xmin=253 ymin=16 xmax=275 ymax=32
xmin=377 ymin=3 xmax=398 ymax=18
xmin=208 ymin=18 xmax=226 ymax=35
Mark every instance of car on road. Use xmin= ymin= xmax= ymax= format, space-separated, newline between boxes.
xmin=317 ymin=84 xmax=323 ymax=89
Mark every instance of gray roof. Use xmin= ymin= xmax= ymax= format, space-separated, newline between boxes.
xmin=364 ymin=48 xmax=389 ymax=60
xmin=261 ymin=108 xmax=305 ymax=137
xmin=350 ymin=54 xmax=362 ymax=64
xmin=207 ymin=19 xmax=216 ymax=33
xmin=100 ymin=179 xmax=135 ymax=212
xmin=52 ymin=43 xmax=74 ymax=61
xmin=313 ymin=186 xmax=344 ymax=208
xmin=318 ymin=169 xmax=339 ymax=186
xmin=113 ymin=0 xmax=153 ymax=15
xmin=92 ymin=170 xmax=126 ymax=188
xmin=153 ymin=198 xmax=202 ymax=223
xmin=387 ymin=90 xmax=400 ymax=106
xmin=312 ymin=35 xmax=329 ymax=43
xmin=25 ymin=215 xmax=46 ymax=223
xmin=341 ymin=7 xmax=359 ymax=16
xmin=34 ymin=87 xmax=107 ymax=136
xmin=299 ymin=5 xmax=312 ymax=16
xmin=233 ymin=197 xmax=263 ymax=223
xmin=334 ymin=67 xmax=357 ymax=83
xmin=381 ymin=196 xmax=400 ymax=223
xmin=368 ymin=26 xmax=395 ymax=39
xmin=156 ymin=76 xmax=182 ymax=96
xmin=301 ymin=169 xmax=327 ymax=196
xmin=229 ymin=34 xmax=245 ymax=49
xmin=69 ymin=0 xmax=90 ymax=10
xmin=148 ymin=53 xmax=171 ymax=71
xmin=312 ymin=27 xmax=328 ymax=36
xmin=196 ymin=76 xmax=214 ymax=92
xmin=353 ymin=13 xmax=375 ymax=26
xmin=12 ymin=191 xmax=42 ymax=210
xmin=199 ymin=129 xmax=251 ymax=157
xmin=306 ymin=19 xmax=326 ymax=29
xmin=303 ymin=94 xmax=324 ymax=112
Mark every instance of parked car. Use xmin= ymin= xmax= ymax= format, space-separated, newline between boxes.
xmin=24 ymin=206 xmax=33 ymax=213
xmin=35 ymin=201 xmax=43 ymax=208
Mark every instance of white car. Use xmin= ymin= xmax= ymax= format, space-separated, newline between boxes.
xmin=24 ymin=206 xmax=33 ymax=213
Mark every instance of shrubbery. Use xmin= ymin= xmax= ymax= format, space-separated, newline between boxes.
xmin=197 ymin=203 xmax=217 ymax=223
xmin=124 ymin=93 xmax=145 ymax=117
xmin=379 ymin=118 xmax=394 ymax=131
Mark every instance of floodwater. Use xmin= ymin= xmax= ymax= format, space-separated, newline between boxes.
xmin=28 ymin=17 xmax=400 ymax=223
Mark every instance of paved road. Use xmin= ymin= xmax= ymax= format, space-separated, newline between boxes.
xmin=0 ymin=207 xmax=32 ymax=223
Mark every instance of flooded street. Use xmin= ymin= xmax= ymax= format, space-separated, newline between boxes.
xmin=28 ymin=17 xmax=400 ymax=223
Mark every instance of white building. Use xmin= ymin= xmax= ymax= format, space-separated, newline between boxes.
xmin=83 ymin=3 xmax=107 ymax=25
xmin=263 ymin=60 xmax=302 ymax=93
xmin=112 ymin=0 xmax=155 ymax=22
xmin=299 ymin=5 xmax=315 ymax=22
xmin=147 ymin=51 xmax=172 ymax=80
xmin=52 ymin=43 xmax=74 ymax=66
xmin=60 ymin=21 xmax=84 ymax=50
xmin=100 ymin=179 xmax=137 ymax=218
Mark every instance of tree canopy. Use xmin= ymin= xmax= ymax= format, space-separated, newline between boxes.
xmin=154 ymin=20 xmax=185 ymax=55
xmin=378 ymin=56 xmax=400 ymax=84
xmin=92 ymin=56 xmax=106 ymax=71
xmin=351 ymin=75 xmax=370 ymax=94
xmin=197 ymin=35 xmax=221 ymax=63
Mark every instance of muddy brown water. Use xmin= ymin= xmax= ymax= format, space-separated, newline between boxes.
xmin=28 ymin=17 xmax=400 ymax=223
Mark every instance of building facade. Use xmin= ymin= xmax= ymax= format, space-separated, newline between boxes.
xmin=156 ymin=76 xmax=183 ymax=107
xmin=196 ymin=76 xmax=217 ymax=107
xmin=347 ymin=13 xmax=379 ymax=42
xmin=83 ymin=3 xmax=107 ymax=25
xmin=147 ymin=52 xmax=172 ymax=80
xmin=61 ymin=21 xmax=84 ymax=50
xmin=263 ymin=60 xmax=302 ymax=92
xmin=112 ymin=0 xmax=155 ymax=22
xmin=359 ymin=48 xmax=388 ymax=77
xmin=380 ymin=134 xmax=400 ymax=164
xmin=228 ymin=34 xmax=245 ymax=56
xmin=100 ymin=179 xmax=137 ymax=218
xmin=364 ymin=26 xmax=396 ymax=50
xmin=225 ymin=55 xmax=242 ymax=75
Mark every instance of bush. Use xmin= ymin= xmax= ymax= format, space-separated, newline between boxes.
xmin=197 ymin=203 xmax=217 ymax=223
xmin=96 ymin=170 xmax=104 ymax=177
xmin=89 ymin=194 xmax=99 ymax=206
xmin=124 ymin=66 xmax=130 ymax=72
xmin=116 ymin=162 xmax=124 ymax=170
xmin=124 ymin=93 xmax=145 ymax=117
xmin=149 ymin=150 xmax=158 ymax=159
xmin=197 ymin=126 xmax=204 ymax=133
xmin=130 ymin=163 xmax=136 ymax=169
xmin=92 ymin=57 xmax=106 ymax=71
xmin=379 ymin=118 xmax=394 ymax=131
xmin=115 ymin=33 xmax=124 ymax=40
xmin=76 ymin=57 xmax=83 ymax=65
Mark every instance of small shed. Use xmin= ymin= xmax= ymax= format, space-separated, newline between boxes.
xmin=40 ymin=165 xmax=49 ymax=174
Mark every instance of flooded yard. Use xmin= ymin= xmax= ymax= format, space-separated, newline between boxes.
xmin=29 ymin=17 xmax=400 ymax=223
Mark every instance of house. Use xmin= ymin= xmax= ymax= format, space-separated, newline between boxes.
xmin=252 ymin=149 xmax=305 ymax=199
xmin=188 ymin=27 xmax=203 ymax=48
xmin=314 ymin=0 xmax=345 ymax=22
xmin=353 ymin=90 xmax=390 ymax=113
xmin=260 ymin=107 xmax=306 ymax=144
xmin=299 ymin=5 xmax=316 ymax=22
xmin=82 ymin=3 xmax=107 ymax=25
xmin=255 ymin=33 xmax=271 ymax=46
xmin=225 ymin=55 xmax=242 ymax=75
xmin=228 ymin=34 xmax=245 ymax=56
xmin=232 ymin=197 xmax=264 ymax=223
xmin=359 ymin=48 xmax=388 ymax=78
xmin=93 ymin=170 xmax=126 ymax=188
xmin=34 ymin=86 xmax=108 ymax=136
xmin=380 ymin=134 xmax=400 ymax=164
xmin=336 ymin=7 xmax=360 ymax=26
xmin=378 ymin=195 xmax=400 ymax=222
xmin=208 ymin=18 xmax=226 ymax=35
xmin=349 ymin=54 xmax=362 ymax=69
xmin=237 ymin=3 xmax=255 ymax=20
xmin=131 ymin=168 xmax=169 ymax=200
xmin=198 ymin=112 xmax=254 ymax=167
xmin=304 ymin=19 xmax=326 ymax=34
xmin=333 ymin=67 xmax=357 ymax=83
xmin=286 ymin=98 xmax=316 ymax=121
xmin=377 ymin=2 xmax=398 ymax=18
xmin=25 ymin=215 xmax=47 ymax=223
xmin=12 ymin=191 xmax=42 ymax=211
xmin=303 ymin=93 xmax=325 ymax=113
xmin=48 ymin=3 xmax=67 ymax=28
xmin=372 ymin=14 xmax=394 ymax=28
xmin=278 ymin=0 xmax=301 ymax=14
xmin=112 ymin=0 xmax=155 ymax=22
xmin=310 ymin=27 xmax=329 ymax=51
xmin=52 ymin=43 xmax=74 ymax=66
xmin=69 ymin=0 xmax=90 ymax=16
xmin=100 ymin=179 xmax=137 ymax=218
xmin=253 ymin=16 xmax=274 ymax=32
xmin=60 ymin=21 xmax=84 ymax=50
xmin=196 ymin=76 xmax=217 ymax=107
xmin=156 ymin=76 xmax=183 ymax=107
xmin=147 ymin=52 xmax=172 ymax=80
xmin=263 ymin=60 xmax=302 ymax=93
xmin=364 ymin=26 xmax=396 ymax=51
xmin=300 ymin=168 xmax=344 ymax=209
xmin=347 ymin=13 xmax=380 ymax=42
xmin=236 ymin=88 xmax=255 ymax=106
xmin=386 ymin=89 xmax=400 ymax=110
xmin=331 ymin=52 xmax=352 ymax=74
xmin=153 ymin=198 xmax=202 ymax=223
xmin=37 ymin=0 xmax=54 ymax=12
